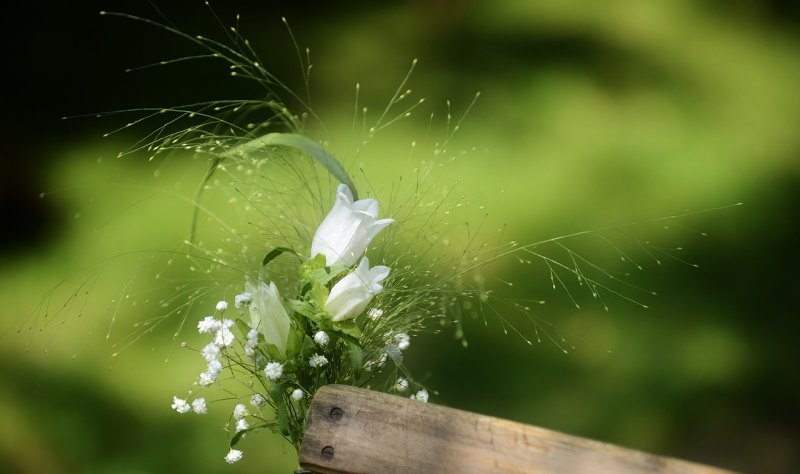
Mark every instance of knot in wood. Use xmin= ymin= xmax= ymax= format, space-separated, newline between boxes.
xmin=321 ymin=445 xmax=335 ymax=459
xmin=329 ymin=406 xmax=344 ymax=421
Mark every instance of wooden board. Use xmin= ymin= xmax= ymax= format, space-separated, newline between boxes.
xmin=300 ymin=384 xmax=736 ymax=474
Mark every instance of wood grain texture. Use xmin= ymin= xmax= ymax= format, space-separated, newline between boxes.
xmin=299 ymin=384 xmax=736 ymax=474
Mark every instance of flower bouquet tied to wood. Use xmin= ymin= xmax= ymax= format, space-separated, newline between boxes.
xmin=20 ymin=5 xmax=740 ymax=470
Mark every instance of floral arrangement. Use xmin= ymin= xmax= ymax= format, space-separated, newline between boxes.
xmin=23 ymin=6 xmax=737 ymax=470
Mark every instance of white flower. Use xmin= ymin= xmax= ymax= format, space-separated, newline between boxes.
xmin=233 ymin=403 xmax=248 ymax=420
xmin=395 ymin=378 xmax=409 ymax=392
xmin=395 ymin=333 xmax=411 ymax=351
xmin=246 ymin=281 xmax=291 ymax=356
xmin=236 ymin=418 xmax=249 ymax=433
xmin=225 ymin=448 xmax=243 ymax=464
xmin=214 ymin=327 xmax=235 ymax=347
xmin=171 ymin=396 xmax=190 ymax=413
xmin=309 ymin=353 xmax=328 ymax=368
xmin=291 ymin=388 xmax=304 ymax=401
xmin=216 ymin=300 xmax=228 ymax=312
xmin=264 ymin=362 xmax=283 ymax=381
xmin=234 ymin=292 xmax=252 ymax=308
xmin=410 ymin=389 xmax=429 ymax=403
xmin=325 ymin=257 xmax=390 ymax=322
xmin=201 ymin=343 xmax=220 ymax=362
xmin=207 ymin=359 xmax=223 ymax=376
xmin=368 ymin=307 xmax=384 ymax=320
xmin=310 ymin=184 xmax=394 ymax=266
xmin=192 ymin=398 xmax=207 ymax=414
xmin=197 ymin=316 xmax=221 ymax=334
xmin=250 ymin=393 xmax=266 ymax=409
xmin=364 ymin=360 xmax=375 ymax=372
xmin=313 ymin=331 xmax=329 ymax=347
xmin=199 ymin=372 xmax=215 ymax=386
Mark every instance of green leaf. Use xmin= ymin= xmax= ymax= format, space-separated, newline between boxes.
xmin=262 ymin=247 xmax=298 ymax=267
xmin=263 ymin=342 xmax=283 ymax=361
xmin=224 ymin=133 xmax=359 ymax=199
xmin=269 ymin=384 xmax=290 ymax=436
xmin=332 ymin=320 xmax=362 ymax=339
xmin=310 ymin=281 xmax=330 ymax=308
xmin=345 ymin=340 xmax=364 ymax=379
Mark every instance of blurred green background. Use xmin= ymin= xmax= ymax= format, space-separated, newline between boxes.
xmin=2 ymin=1 xmax=799 ymax=473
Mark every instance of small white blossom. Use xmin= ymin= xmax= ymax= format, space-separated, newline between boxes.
xmin=395 ymin=378 xmax=409 ymax=392
xmin=199 ymin=372 xmax=215 ymax=386
xmin=235 ymin=418 xmax=249 ymax=433
xmin=368 ymin=307 xmax=384 ymax=320
xmin=214 ymin=327 xmax=235 ymax=347
xmin=291 ymin=388 xmax=304 ymax=401
xmin=313 ymin=331 xmax=329 ymax=346
xmin=233 ymin=403 xmax=248 ymax=420
xmin=192 ymin=398 xmax=207 ymax=414
xmin=410 ymin=389 xmax=429 ymax=403
xmin=309 ymin=353 xmax=328 ymax=368
xmin=215 ymin=300 xmax=229 ymax=312
xmin=225 ymin=448 xmax=243 ymax=464
xmin=244 ymin=328 xmax=259 ymax=357
xmin=201 ymin=343 xmax=220 ymax=362
xmin=264 ymin=362 xmax=283 ymax=381
xmin=250 ymin=393 xmax=266 ymax=409
xmin=395 ymin=333 xmax=411 ymax=351
xmin=234 ymin=292 xmax=252 ymax=308
xmin=364 ymin=360 xmax=376 ymax=372
xmin=197 ymin=316 xmax=221 ymax=334
xmin=378 ymin=353 xmax=388 ymax=366
xmin=171 ymin=396 xmax=190 ymax=413
xmin=207 ymin=359 xmax=223 ymax=376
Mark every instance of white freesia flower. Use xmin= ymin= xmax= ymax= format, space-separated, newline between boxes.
xmin=310 ymin=184 xmax=394 ymax=266
xmin=246 ymin=281 xmax=291 ymax=356
xmin=325 ymin=257 xmax=390 ymax=322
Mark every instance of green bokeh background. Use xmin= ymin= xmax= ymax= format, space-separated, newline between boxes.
xmin=2 ymin=1 xmax=799 ymax=473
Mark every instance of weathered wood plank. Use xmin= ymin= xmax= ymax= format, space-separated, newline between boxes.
xmin=300 ymin=384 xmax=736 ymax=474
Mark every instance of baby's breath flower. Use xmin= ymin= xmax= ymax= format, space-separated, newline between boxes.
xmin=395 ymin=333 xmax=411 ymax=351
xmin=250 ymin=393 xmax=266 ymax=409
xmin=410 ymin=389 xmax=429 ymax=403
xmin=201 ymin=342 xmax=220 ymax=362
xmin=364 ymin=360 xmax=376 ymax=372
xmin=199 ymin=372 xmax=215 ymax=386
xmin=291 ymin=388 xmax=304 ymax=401
xmin=368 ymin=307 xmax=384 ymax=320
xmin=264 ymin=362 xmax=283 ymax=380
xmin=225 ymin=448 xmax=243 ymax=464
xmin=215 ymin=300 xmax=229 ymax=312
xmin=233 ymin=403 xmax=248 ymax=420
xmin=395 ymin=378 xmax=409 ymax=392
xmin=313 ymin=331 xmax=329 ymax=347
xmin=171 ymin=396 xmax=190 ymax=413
xmin=309 ymin=353 xmax=328 ymax=368
xmin=192 ymin=398 xmax=207 ymax=414
xmin=207 ymin=359 xmax=223 ymax=376
xmin=234 ymin=292 xmax=252 ymax=308
xmin=214 ymin=327 xmax=235 ymax=347
xmin=236 ymin=418 xmax=249 ymax=433
xmin=197 ymin=316 xmax=221 ymax=334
